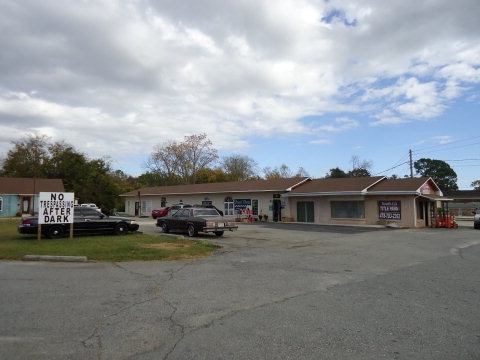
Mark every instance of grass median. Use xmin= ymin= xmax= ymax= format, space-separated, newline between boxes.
xmin=0 ymin=219 xmax=220 ymax=261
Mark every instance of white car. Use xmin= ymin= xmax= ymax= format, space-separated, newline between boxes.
xmin=81 ymin=203 xmax=98 ymax=208
xmin=81 ymin=203 xmax=101 ymax=212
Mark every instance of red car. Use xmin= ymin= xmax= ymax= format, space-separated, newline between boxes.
xmin=151 ymin=207 xmax=170 ymax=219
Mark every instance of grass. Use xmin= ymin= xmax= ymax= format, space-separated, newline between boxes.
xmin=0 ymin=218 xmax=220 ymax=262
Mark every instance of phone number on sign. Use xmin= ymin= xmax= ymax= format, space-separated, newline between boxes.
xmin=379 ymin=212 xmax=401 ymax=220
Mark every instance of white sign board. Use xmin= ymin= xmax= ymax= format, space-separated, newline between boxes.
xmin=38 ymin=192 xmax=75 ymax=224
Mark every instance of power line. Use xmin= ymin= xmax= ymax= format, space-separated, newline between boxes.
xmin=374 ymin=135 xmax=480 ymax=177
xmin=443 ymin=158 xmax=480 ymax=162
xmin=412 ymin=137 xmax=480 ymax=157
xmin=373 ymin=161 xmax=410 ymax=176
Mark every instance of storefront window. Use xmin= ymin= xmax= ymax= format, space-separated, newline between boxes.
xmin=142 ymin=200 xmax=152 ymax=214
xmin=252 ymin=199 xmax=258 ymax=216
xmin=331 ymin=201 xmax=365 ymax=219
xmin=224 ymin=197 xmax=234 ymax=216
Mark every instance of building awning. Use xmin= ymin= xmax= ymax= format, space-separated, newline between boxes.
xmin=418 ymin=194 xmax=453 ymax=201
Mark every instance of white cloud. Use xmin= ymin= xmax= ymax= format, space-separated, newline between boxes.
xmin=316 ymin=117 xmax=359 ymax=133
xmin=432 ymin=136 xmax=455 ymax=145
xmin=0 ymin=0 xmax=479 ymax=178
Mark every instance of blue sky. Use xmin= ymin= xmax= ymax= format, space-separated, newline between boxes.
xmin=0 ymin=0 xmax=479 ymax=189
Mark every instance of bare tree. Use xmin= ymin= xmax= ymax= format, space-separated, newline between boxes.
xmin=263 ymin=164 xmax=308 ymax=179
xmin=221 ymin=154 xmax=258 ymax=181
xmin=350 ymin=155 xmax=372 ymax=172
xmin=147 ymin=133 xmax=218 ymax=184
xmin=295 ymin=166 xmax=310 ymax=178
xmin=348 ymin=155 xmax=373 ymax=177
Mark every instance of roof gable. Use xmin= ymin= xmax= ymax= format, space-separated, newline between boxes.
xmin=0 ymin=177 xmax=65 ymax=194
xmin=367 ymin=177 xmax=441 ymax=194
xmin=121 ymin=177 xmax=311 ymax=196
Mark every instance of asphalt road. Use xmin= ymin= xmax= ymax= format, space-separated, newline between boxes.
xmin=1 ymin=219 xmax=479 ymax=360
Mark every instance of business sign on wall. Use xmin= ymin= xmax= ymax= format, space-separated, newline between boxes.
xmin=38 ymin=192 xmax=75 ymax=224
xmin=378 ymin=200 xmax=401 ymax=220
xmin=234 ymin=199 xmax=251 ymax=212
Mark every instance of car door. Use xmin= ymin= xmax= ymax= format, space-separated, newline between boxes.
xmin=73 ymin=207 xmax=90 ymax=233
xmin=76 ymin=208 xmax=106 ymax=233
xmin=171 ymin=208 xmax=190 ymax=232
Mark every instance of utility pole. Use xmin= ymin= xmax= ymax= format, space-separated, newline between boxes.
xmin=409 ymin=149 xmax=413 ymax=178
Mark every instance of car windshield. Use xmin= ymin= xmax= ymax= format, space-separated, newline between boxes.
xmin=193 ymin=209 xmax=220 ymax=217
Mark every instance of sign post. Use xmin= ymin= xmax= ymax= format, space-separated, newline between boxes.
xmin=38 ymin=192 xmax=75 ymax=240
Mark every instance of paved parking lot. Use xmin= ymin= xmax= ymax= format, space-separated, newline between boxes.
xmin=1 ymin=220 xmax=479 ymax=359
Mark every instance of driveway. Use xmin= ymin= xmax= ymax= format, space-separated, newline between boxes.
xmin=1 ymin=220 xmax=479 ymax=359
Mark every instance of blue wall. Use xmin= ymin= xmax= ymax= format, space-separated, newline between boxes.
xmin=0 ymin=195 xmax=21 ymax=217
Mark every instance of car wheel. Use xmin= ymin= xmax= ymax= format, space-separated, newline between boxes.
xmin=114 ymin=223 xmax=128 ymax=235
xmin=214 ymin=231 xmax=224 ymax=237
xmin=47 ymin=225 xmax=65 ymax=239
xmin=187 ymin=224 xmax=197 ymax=237
xmin=161 ymin=222 xmax=169 ymax=233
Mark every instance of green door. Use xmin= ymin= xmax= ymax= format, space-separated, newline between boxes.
xmin=297 ymin=201 xmax=314 ymax=222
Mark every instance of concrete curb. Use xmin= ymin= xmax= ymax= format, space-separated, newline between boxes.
xmin=22 ymin=255 xmax=88 ymax=262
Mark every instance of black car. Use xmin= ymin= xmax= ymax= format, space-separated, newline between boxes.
xmin=156 ymin=206 xmax=237 ymax=237
xmin=18 ymin=207 xmax=139 ymax=239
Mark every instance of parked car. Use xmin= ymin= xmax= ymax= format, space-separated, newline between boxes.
xmin=81 ymin=203 xmax=99 ymax=208
xmin=18 ymin=207 xmax=139 ymax=239
xmin=474 ymin=209 xmax=480 ymax=229
xmin=151 ymin=207 xmax=170 ymax=219
xmin=156 ymin=206 xmax=237 ymax=237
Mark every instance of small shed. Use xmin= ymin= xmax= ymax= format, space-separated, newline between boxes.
xmin=0 ymin=177 xmax=65 ymax=217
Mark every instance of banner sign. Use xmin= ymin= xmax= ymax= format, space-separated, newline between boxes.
xmin=378 ymin=200 xmax=401 ymax=220
xmin=234 ymin=199 xmax=251 ymax=213
xmin=38 ymin=192 xmax=75 ymax=224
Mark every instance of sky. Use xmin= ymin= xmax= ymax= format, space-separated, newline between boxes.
xmin=0 ymin=0 xmax=479 ymax=189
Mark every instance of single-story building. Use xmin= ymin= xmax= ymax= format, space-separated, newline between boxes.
xmin=283 ymin=176 xmax=446 ymax=228
xmin=120 ymin=177 xmax=310 ymax=222
xmin=0 ymin=177 xmax=65 ymax=217
xmin=120 ymin=176 xmax=448 ymax=228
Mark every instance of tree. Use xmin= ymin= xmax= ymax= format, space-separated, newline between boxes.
xmin=147 ymin=133 xmax=218 ymax=185
xmin=348 ymin=156 xmax=372 ymax=177
xmin=263 ymin=164 xmax=292 ymax=179
xmin=195 ymin=168 xmax=230 ymax=184
xmin=136 ymin=172 xmax=169 ymax=187
xmin=221 ymin=154 xmax=258 ymax=181
xmin=348 ymin=168 xmax=371 ymax=177
xmin=1 ymin=134 xmax=50 ymax=177
xmin=325 ymin=167 xmax=348 ymax=178
xmin=43 ymin=141 xmax=89 ymax=193
xmin=350 ymin=156 xmax=372 ymax=172
xmin=471 ymin=180 xmax=480 ymax=190
xmin=80 ymin=158 xmax=120 ymax=212
xmin=295 ymin=166 xmax=310 ymax=178
xmin=1 ymin=135 xmax=126 ymax=212
xmin=263 ymin=164 xmax=308 ymax=179
xmin=414 ymin=158 xmax=458 ymax=191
